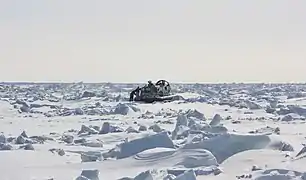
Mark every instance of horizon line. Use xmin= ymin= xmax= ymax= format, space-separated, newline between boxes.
xmin=0 ymin=81 xmax=306 ymax=85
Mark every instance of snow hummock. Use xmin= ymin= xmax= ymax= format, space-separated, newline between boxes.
xmin=117 ymin=132 xmax=175 ymax=159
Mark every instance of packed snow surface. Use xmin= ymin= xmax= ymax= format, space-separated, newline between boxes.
xmin=1 ymin=82 xmax=306 ymax=179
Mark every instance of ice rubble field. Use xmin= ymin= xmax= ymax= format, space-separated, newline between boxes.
xmin=2 ymin=83 xmax=306 ymax=180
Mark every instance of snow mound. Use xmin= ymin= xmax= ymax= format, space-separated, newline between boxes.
xmin=182 ymin=133 xmax=293 ymax=163
xmin=113 ymin=103 xmax=137 ymax=115
xmin=117 ymin=132 xmax=175 ymax=159
xmin=133 ymin=147 xmax=218 ymax=168
xmin=118 ymin=147 xmax=218 ymax=179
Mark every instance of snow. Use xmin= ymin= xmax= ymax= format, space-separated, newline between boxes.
xmin=1 ymin=83 xmax=306 ymax=179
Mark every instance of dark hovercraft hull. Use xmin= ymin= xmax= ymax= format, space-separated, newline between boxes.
xmin=133 ymin=95 xmax=183 ymax=103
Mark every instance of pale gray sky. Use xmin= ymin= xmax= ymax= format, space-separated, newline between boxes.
xmin=1 ymin=0 xmax=305 ymax=83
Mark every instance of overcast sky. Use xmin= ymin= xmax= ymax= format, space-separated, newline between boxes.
xmin=0 ymin=0 xmax=305 ymax=83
